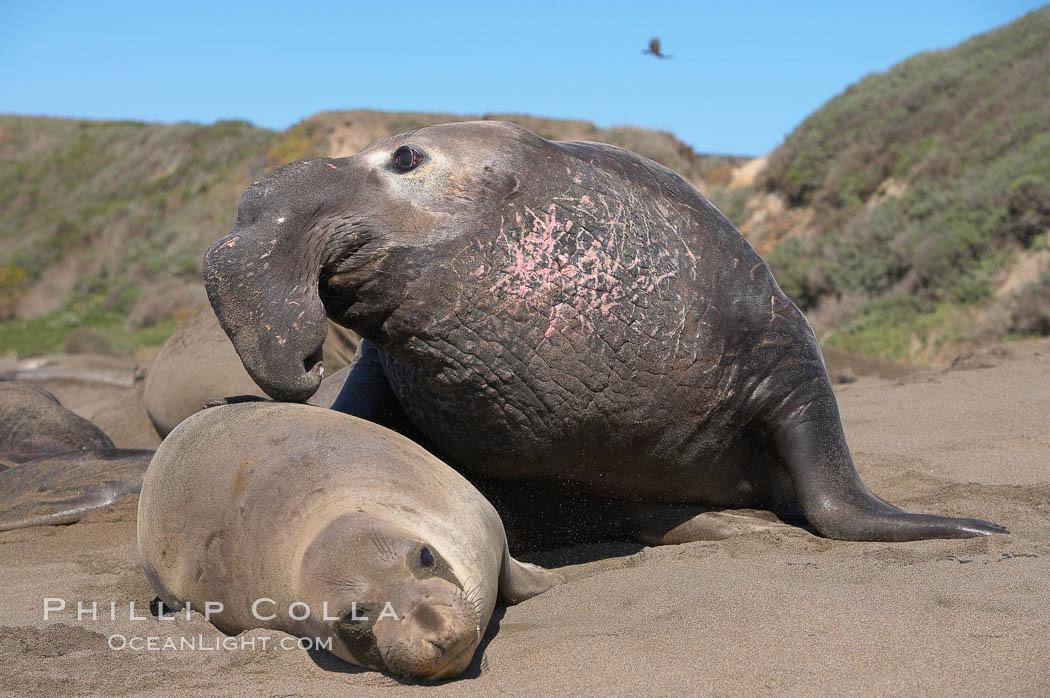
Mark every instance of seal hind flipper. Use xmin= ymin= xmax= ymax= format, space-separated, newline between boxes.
xmin=769 ymin=394 xmax=1008 ymax=541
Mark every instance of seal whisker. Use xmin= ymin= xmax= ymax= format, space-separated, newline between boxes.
xmin=318 ymin=573 xmax=366 ymax=594
xmin=455 ymin=584 xmax=484 ymax=622
xmin=369 ymin=524 xmax=400 ymax=561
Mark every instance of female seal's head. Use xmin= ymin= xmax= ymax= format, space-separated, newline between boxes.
xmin=296 ymin=513 xmax=485 ymax=681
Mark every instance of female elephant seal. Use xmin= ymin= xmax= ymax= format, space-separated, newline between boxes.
xmin=203 ymin=120 xmax=1006 ymax=542
xmin=137 ymin=402 xmax=559 ymax=681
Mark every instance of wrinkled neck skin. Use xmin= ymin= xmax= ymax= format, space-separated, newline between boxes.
xmin=320 ymin=173 xmax=511 ymax=344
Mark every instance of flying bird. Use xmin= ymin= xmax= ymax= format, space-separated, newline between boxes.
xmin=643 ymin=37 xmax=673 ymax=59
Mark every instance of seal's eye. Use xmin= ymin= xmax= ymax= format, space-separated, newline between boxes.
xmin=392 ymin=145 xmax=423 ymax=172
xmin=419 ymin=546 xmax=434 ymax=567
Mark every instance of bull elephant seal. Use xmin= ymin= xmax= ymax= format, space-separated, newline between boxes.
xmin=143 ymin=308 xmax=359 ymax=436
xmin=137 ymin=402 xmax=560 ymax=681
xmin=203 ymin=121 xmax=1006 ymax=542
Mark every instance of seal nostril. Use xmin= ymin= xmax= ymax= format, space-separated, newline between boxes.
xmin=302 ymin=348 xmax=324 ymax=377
xmin=427 ymin=639 xmax=445 ymax=656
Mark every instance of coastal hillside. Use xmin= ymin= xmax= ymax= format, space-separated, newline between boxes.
xmin=0 ymin=112 xmax=742 ymax=356
xmin=2 ymin=8 xmax=1048 ymax=364
xmin=715 ymin=7 xmax=1050 ymax=363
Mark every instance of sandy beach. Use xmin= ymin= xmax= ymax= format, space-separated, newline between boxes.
xmin=2 ymin=339 xmax=1048 ymax=695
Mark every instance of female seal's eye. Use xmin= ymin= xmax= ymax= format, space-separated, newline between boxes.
xmin=419 ymin=546 xmax=434 ymax=567
xmin=392 ymin=145 xmax=423 ymax=172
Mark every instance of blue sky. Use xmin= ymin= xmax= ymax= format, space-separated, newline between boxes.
xmin=2 ymin=1 xmax=1045 ymax=155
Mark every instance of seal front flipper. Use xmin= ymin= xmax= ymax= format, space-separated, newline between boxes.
xmin=769 ymin=390 xmax=1008 ymax=542
xmin=202 ymin=395 xmax=271 ymax=409
xmin=330 ymin=339 xmax=417 ymax=436
xmin=497 ymin=540 xmax=562 ymax=605
xmin=626 ymin=504 xmax=792 ymax=545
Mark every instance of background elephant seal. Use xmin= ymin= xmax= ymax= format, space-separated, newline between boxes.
xmin=0 ymin=382 xmax=152 ymax=531
xmin=137 ymin=402 xmax=560 ymax=681
xmin=204 ymin=121 xmax=1005 ymax=543
xmin=0 ymin=381 xmax=114 ymax=456
xmin=143 ymin=308 xmax=359 ymax=436
xmin=0 ymin=448 xmax=152 ymax=531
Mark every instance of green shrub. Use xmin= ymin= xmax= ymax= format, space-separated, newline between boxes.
xmin=826 ymin=300 xmax=968 ymax=362
xmin=758 ymin=7 xmax=1050 ymax=354
xmin=0 ymin=291 xmax=174 ymax=356
xmin=1004 ymin=174 xmax=1050 ymax=246
xmin=1008 ymin=272 xmax=1050 ymax=337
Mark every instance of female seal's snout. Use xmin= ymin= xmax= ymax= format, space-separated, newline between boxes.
xmin=375 ymin=582 xmax=483 ymax=681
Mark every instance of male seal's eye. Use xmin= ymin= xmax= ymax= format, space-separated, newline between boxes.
xmin=392 ymin=145 xmax=423 ymax=172
xmin=419 ymin=546 xmax=434 ymax=567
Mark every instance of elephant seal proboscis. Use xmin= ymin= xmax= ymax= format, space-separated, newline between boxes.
xmin=137 ymin=402 xmax=560 ymax=681
xmin=143 ymin=308 xmax=359 ymax=437
xmin=203 ymin=120 xmax=1006 ymax=543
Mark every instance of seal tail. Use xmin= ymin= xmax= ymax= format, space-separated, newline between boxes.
xmin=768 ymin=390 xmax=1008 ymax=542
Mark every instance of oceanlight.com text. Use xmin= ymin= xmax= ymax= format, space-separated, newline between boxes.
xmin=107 ymin=634 xmax=332 ymax=652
